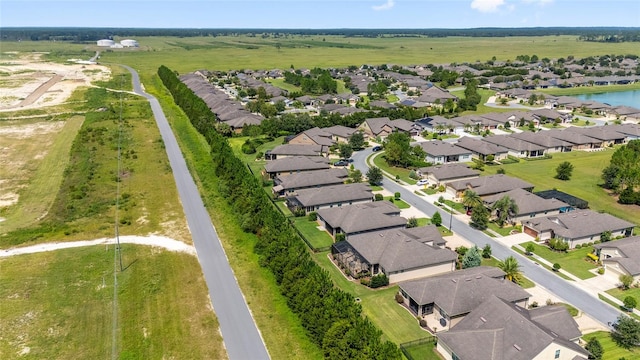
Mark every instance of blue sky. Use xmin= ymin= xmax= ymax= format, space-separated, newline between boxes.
xmin=1 ymin=0 xmax=639 ymax=28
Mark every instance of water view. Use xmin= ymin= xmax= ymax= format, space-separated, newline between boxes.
xmin=574 ymin=89 xmax=640 ymax=109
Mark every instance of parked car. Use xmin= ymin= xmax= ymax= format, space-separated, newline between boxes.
xmin=416 ymin=179 xmax=429 ymax=186
xmin=342 ymin=158 xmax=354 ymax=163
xmin=372 ymin=146 xmax=382 ymax=152
xmin=333 ymin=160 xmax=349 ymax=166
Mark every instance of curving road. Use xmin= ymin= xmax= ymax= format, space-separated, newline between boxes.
xmin=121 ymin=65 xmax=270 ymax=360
xmin=352 ymin=148 xmax=623 ymax=328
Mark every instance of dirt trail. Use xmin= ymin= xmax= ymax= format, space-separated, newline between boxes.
xmin=0 ymin=235 xmax=196 ymax=257
xmin=9 ymin=74 xmax=64 ymax=109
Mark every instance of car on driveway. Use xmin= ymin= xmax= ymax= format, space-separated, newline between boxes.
xmin=333 ymin=160 xmax=349 ymax=166
xmin=416 ymin=179 xmax=429 ymax=186
xmin=372 ymin=146 xmax=382 ymax=152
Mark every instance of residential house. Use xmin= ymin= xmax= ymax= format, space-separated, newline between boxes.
xmin=612 ymin=105 xmax=640 ymax=122
xmin=416 ymin=86 xmax=458 ymax=106
xmin=522 ymin=210 xmax=635 ymax=248
xmin=316 ymin=201 xmax=406 ymax=239
xmin=482 ymin=188 xmax=572 ymax=225
xmin=564 ymin=126 xmax=627 ymax=147
xmin=418 ymin=140 xmax=473 ymax=165
xmin=510 ymin=131 xmax=573 ymax=153
xmin=436 ymin=296 xmax=589 ymax=360
xmin=323 ymin=125 xmax=357 ymax=143
xmin=419 ymin=115 xmax=463 ymax=135
xmin=545 ymin=129 xmax=602 ymax=150
xmin=594 ymin=236 xmax=640 ymax=283
xmin=263 ymin=156 xmax=331 ymax=179
xmin=482 ymin=135 xmax=547 ymax=158
xmin=286 ymin=183 xmax=373 ymax=214
xmin=358 ymin=117 xmax=394 ymax=139
xmin=455 ymin=136 xmax=510 ymax=162
xmin=287 ymin=127 xmax=336 ymax=147
xmin=398 ymin=267 xmax=530 ymax=332
xmin=332 ymin=225 xmax=457 ymax=283
xmin=391 ymin=118 xmax=422 ymax=136
xmin=370 ymin=100 xmax=397 ymax=110
xmin=266 ymin=144 xmax=326 ymax=160
xmin=614 ymin=123 xmax=640 ymax=141
xmin=446 ymin=174 xmax=534 ymax=199
xmin=530 ymin=108 xmax=572 ymax=124
xmin=417 ymin=163 xmax=480 ymax=186
xmin=272 ymin=168 xmax=348 ymax=197
xmin=480 ymin=112 xmax=523 ymax=129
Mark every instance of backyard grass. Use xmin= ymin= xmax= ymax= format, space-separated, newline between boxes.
xmin=311 ymin=251 xmax=429 ymax=345
xmin=292 ymin=216 xmax=334 ymax=250
xmin=370 ymin=152 xmax=417 ymax=184
xmin=227 ymin=135 xmax=285 ymax=177
xmin=0 ymin=245 xmax=225 ymax=359
xmin=516 ymin=242 xmax=597 ymax=280
xmin=265 ymin=78 xmax=302 ymax=93
xmin=606 ymin=287 xmax=640 ymax=311
xmin=482 ymin=149 xmax=640 ymax=228
xmin=400 ymin=339 xmax=441 ymax=360
xmin=586 ymin=331 xmax=640 ymax=360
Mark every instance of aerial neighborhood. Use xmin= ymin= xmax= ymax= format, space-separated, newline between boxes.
xmin=174 ymin=52 xmax=640 ymax=359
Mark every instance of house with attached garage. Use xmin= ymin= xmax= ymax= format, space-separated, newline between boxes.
xmin=564 ymin=126 xmax=627 ymax=147
xmin=286 ymin=183 xmax=373 ymax=214
xmin=397 ymin=266 xmax=530 ymax=332
xmin=416 ymin=85 xmax=458 ymax=106
xmin=544 ymin=129 xmax=603 ymax=151
xmin=510 ymin=131 xmax=574 ymax=153
xmin=331 ymin=225 xmax=457 ymax=283
xmin=263 ymin=156 xmax=331 ymax=179
xmin=265 ymin=144 xmax=327 ymax=160
xmin=594 ymin=236 xmax=640 ymax=283
xmin=482 ymin=135 xmax=547 ymax=158
xmin=436 ymin=296 xmax=589 ymax=360
xmin=316 ymin=201 xmax=407 ymax=239
xmin=446 ymin=174 xmax=534 ymax=199
xmin=482 ymin=188 xmax=572 ymax=226
xmin=358 ymin=117 xmax=420 ymax=139
xmin=287 ymin=127 xmax=337 ymax=147
xmin=455 ymin=136 xmax=510 ymax=162
xmin=418 ymin=140 xmax=473 ymax=165
xmin=417 ymin=163 xmax=480 ymax=187
xmin=272 ymin=168 xmax=348 ymax=197
xmin=522 ymin=210 xmax=635 ymax=248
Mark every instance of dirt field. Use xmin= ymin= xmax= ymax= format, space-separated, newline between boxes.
xmin=0 ymin=52 xmax=110 ymax=111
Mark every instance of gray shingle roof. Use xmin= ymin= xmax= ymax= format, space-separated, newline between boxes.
xmin=269 ymin=144 xmax=325 ymax=156
xmin=545 ymin=128 xmax=602 ymax=146
xmin=483 ymin=135 xmax=546 ymax=152
xmin=346 ymin=225 xmax=457 ymax=273
xmin=437 ymin=296 xmax=589 ymax=360
xmin=364 ymin=117 xmax=393 ymax=135
xmin=317 ymin=201 xmax=405 ymax=234
xmin=448 ymin=174 xmax=534 ymax=196
xmin=264 ymin=156 xmax=331 ymax=173
xmin=594 ymin=236 xmax=640 ymax=276
xmin=456 ymin=136 xmax=510 ymax=156
xmin=523 ymin=210 xmax=635 ymax=240
xmin=483 ymin=188 xmax=570 ymax=216
xmin=288 ymin=183 xmax=372 ymax=207
xmin=510 ymin=131 xmax=573 ymax=149
xmin=274 ymin=168 xmax=348 ymax=191
xmin=323 ymin=125 xmax=357 ymax=139
xmin=564 ymin=126 xmax=626 ymax=142
xmin=418 ymin=163 xmax=479 ymax=182
xmin=399 ymin=266 xmax=529 ymax=316
xmin=418 ymin=140 xmax=472 ymax=157
xmin=417 ymin=86 xmax=458 ymax=103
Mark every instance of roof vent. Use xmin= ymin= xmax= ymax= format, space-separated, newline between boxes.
xmin=551 ymin=331 xmax=558 ymax=337
xmin=465 ymin=278 xmax=472 ymax=281
xmin=513 ymin=344 xmax=521 ymax=351
xmin=476 ymin=275 xmax=482 ymax=279
xmin=480 ymin=316 xmax=487 ymax=323
xmin=451 ymin=279 xmax=457 ymax=283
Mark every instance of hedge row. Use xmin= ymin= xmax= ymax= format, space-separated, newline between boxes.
xmin=157 ymin=66 xmax=401 ymax=359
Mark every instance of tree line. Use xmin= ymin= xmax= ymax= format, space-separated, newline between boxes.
xmin=158 ymin=65 xmax=402 ymax=359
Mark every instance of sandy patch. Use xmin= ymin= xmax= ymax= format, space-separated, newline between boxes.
xmin=0 ymin=53 xmax=110 ymax=111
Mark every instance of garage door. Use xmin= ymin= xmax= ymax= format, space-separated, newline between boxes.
xmin=524 ymin=225 xmax=538 ymax=238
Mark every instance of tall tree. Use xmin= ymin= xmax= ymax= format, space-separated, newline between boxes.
xmin=601 ymin=140 xmax=640 ymax=191
xmin=492 ymin=195 xmax=519 ymax=227
xmin=498 ymin=256 xmax=522 ymax=283
xmin=555 ymin=161 xmax=574 ymax=180
xmin=585 ymin=337 xmax=603 ymax=360
xmin=470 ymin=204 xmax=489 ymax=230
xmin=611 ymin=314 xmax=640 ymax=350
xmin=462 ymin=190 xmax=482 ymax=211
xmin=383 ymin=132 xmax=412 ymax=167
xmin=462 ymin=246 xmax=482 ymax=269
xmin=348 ymin=131 xmax=365 ymax=150
xmin=338 ymin=143 xmax=353 ymax=160
xmin=367 ymin=167 xmax=383 ymax=186
xmin=431 ymin=211 xmax=442 ymax=227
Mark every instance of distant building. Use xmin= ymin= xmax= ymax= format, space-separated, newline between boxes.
xmin=120 ymin=39 xmax=139 ymax=47
xmin=96 ymin=39 xmax=115 ymax=47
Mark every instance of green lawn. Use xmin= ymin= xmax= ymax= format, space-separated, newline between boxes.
xmin=227 ymin=136 xmax=285 ymax=177
xmin=292 ymin=217 xmax=334 ymax=250
xmin=441 ymin=200 xmax=465 ymax=213
xmin=539 ymin=82 xmax=640 ymax=96
xmin=311 ymin=251 xmax=429 ymax=345
xmin=452 ymin=89 xmax=515 ymax=115
xmin=598 ymin=295 xmax=640 ymax=321
xmin=265 ymin=78 xmax=302 ymax=93
xmin=606 ymin=287 xmax=640 ymax=311
xmin=586 ymin=331 xmax=640 ymax=360
xmin=517 ymin=242 xmax=597 ymax=280
xmin=558 ymin=302 xmax=580 ymax=317
xmin=371 ymin=152 xmax=417 ymax=184
xmin=482 ymin=149 xmax=640 ymax=229
xmin=384 ymin=197 xmax=410 ymax=209
xmin=486 ymin=222 xmax=521 ymax=237
xmin=401 ymin=339 xmax=441 ymax=360
xmin=480 ymin=257 xmax=535 ymax=289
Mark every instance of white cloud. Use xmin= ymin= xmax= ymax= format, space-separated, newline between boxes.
xmin=470 ymin=0 xmax=506 ymax=13
xmin=522 ymin=0 xmax=554 ymax=5
xmin=372 ymin=0 xmax=395 ymax=11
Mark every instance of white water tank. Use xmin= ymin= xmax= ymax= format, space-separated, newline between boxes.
xmin=97 ymin=39 xmax=115 ymax=47
xmin=120 ymin=39 xmax=139 ymax=47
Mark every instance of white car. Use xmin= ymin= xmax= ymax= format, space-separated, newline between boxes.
xmin=416 ymin=179 xmax=429 ymax=186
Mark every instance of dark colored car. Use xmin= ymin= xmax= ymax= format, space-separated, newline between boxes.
xmin=333 ymin=160 xmax=349 ymax=166
xmin=372 ymin=146 xmax=382 ymax=152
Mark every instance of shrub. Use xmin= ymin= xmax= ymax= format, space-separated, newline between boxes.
xmin=548 ymin=238 xmax=569 ymax=252
xmin=419 ymin=319 xmax=427 ymax=327
xmin=438 ymin=196 xmax=445 ymax=204
xmin=408 ymin=170 xmax=420 ymax=180
xmin=529 ymin=301 xmax=539 ymax=308
xmin=255 ymin=151 xmax=264 ymax=160
xmin=241 ymin=140 xmax=257 ymax=154
xmin=623 ymin=296 xmax=637 ymax=311
xmin=438 ymin=185 xmax=446 ymax=192
xmin=525 ymin=243 xmax=535 ymax=255
xmin=335 ymin=233 xmax=346 ymax=242
xmin=394 ymin=192 xmax=401 ymax=200
xmin=370 ymin=274 xmax=389 ymax=288
xmin=406 ymin=217 xmax=418 ymax=228
xmin=293 ymin=207 xmax=306 ymax=217
xmin=395 ymin=294 xmax=405 ymax=304
xmin=597 ymin=267 xmax=605 ymax=275
xmin=308 ymin=212 xmax=317 ymax=221
xmin=574 ymin=244 xmax=582 ymax=249
xmin=374 ymin=193 xmax=384 ymax=201
xmin=553 ymin=263 xmax=561 ymax=272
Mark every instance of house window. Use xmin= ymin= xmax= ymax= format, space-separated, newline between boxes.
xmin=554 ymin=349 xmax=560 ymax=359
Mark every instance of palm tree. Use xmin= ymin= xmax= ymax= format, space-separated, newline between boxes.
xmin=462 ymin=190 xmax=482 ymax=212
xmin=498 ymin=256 xmax=522 ymax=284
xmin=492 ymin=195 xmax=519 ymax=227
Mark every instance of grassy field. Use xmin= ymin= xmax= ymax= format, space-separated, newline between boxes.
xmin=0 ymin=245 xmax=225 ymax=359
xmin=606 ymin=287 xmax=640 ymax=310
xmin=517 ymin=241 xmax=597 ymax=280
xmin=311 ymin=251 xmax=429 ymax=345
xmin=539 ymin=82 xmax=640 ymax=96
xmin=292 ymin=216 xmax=334 ymax=250
xmin=586 ymin=331 xmax=640 ymax=360
xmin=483 ymin=149 xmax=640 ymax=228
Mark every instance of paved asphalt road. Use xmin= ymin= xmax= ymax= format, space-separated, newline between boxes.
xmin=352 ymin=149 xmax=623 ymax=328
xmin=122 ymin=65 xmax=270 ymax=360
